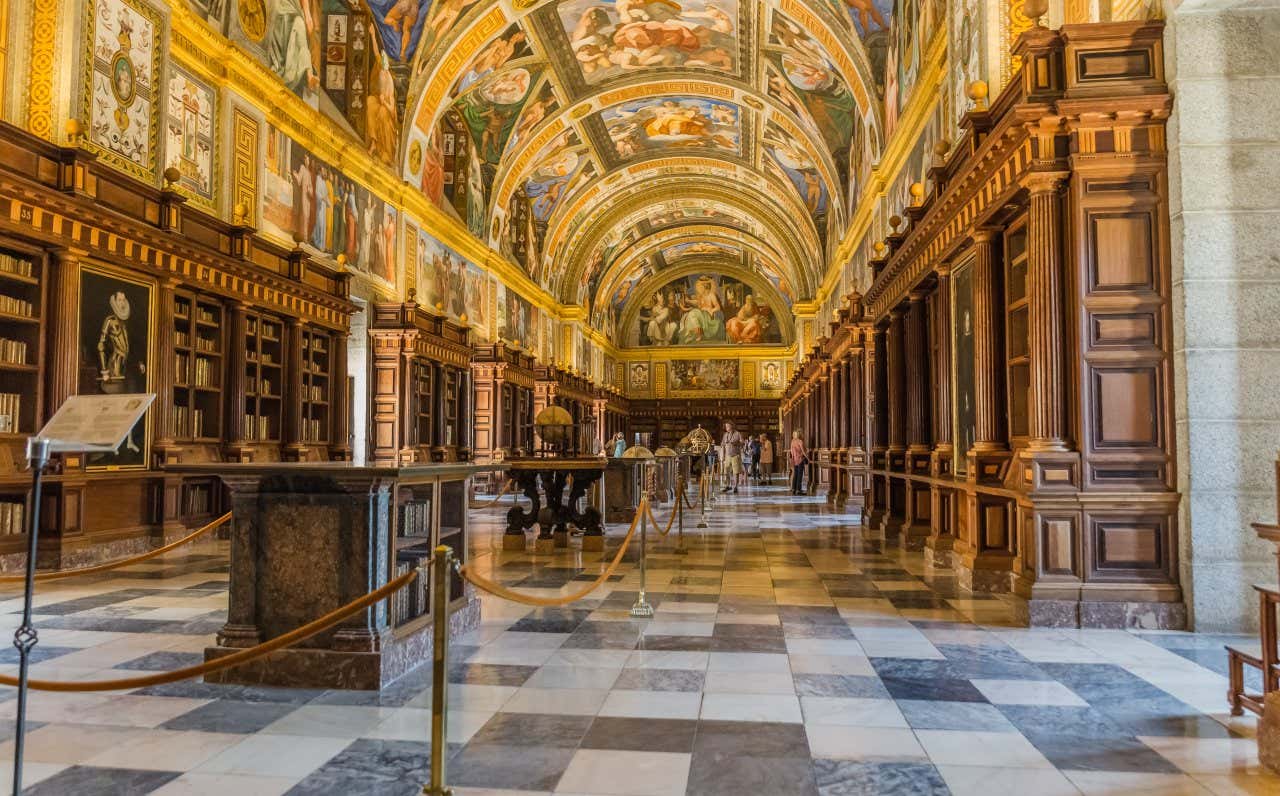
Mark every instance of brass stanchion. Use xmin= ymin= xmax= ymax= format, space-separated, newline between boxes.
xmin=697 ymin=471 xmax=709 ymax=529
xmin=424 ymin=546 xmax=453 ymax=796
xmin=630 ymin=494 xmax=653 ymax=618
xmin=674 ymin=476 xmax=688 ymax=555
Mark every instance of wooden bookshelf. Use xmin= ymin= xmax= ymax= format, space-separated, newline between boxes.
xmin=1005 ymin=220 xmax=1030 ymax=443
xmin=301 ymin=328 xmax=332 ymax=445
xmin=413 ymin=361 xmax=434 ymax=449
xmin=368 ymin=299 xmax=473 ymax=465
xmin=244 ymin=311 xmax=284 ymax=443
xmin=0 ymin=244 xmax=44 ymax=439
xmin=172 ymin=292 xmax=225 ymax=442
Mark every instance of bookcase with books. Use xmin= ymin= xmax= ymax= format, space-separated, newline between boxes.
xmin=243 ymin=311 xmax=285 ymax=444
xmin=172 ymin=292 xmax=224 ymax=443
xmin=0 ymin=244 xmax=44 ymax=440
xmin=368 ymin=299 xmax=473 ymax=466
xmin=300 ymin=328 xmax=331 ymax=445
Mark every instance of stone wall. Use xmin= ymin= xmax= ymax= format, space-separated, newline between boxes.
xmin=1166 ymin=0 xmax=1280 ymax=631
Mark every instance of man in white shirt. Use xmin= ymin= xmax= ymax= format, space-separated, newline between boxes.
xmin=720 ymin=421 xmax=744 ymax=494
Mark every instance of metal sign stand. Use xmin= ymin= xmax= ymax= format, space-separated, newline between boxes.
xmin=8 ymin=394 xmax=154 ymax=795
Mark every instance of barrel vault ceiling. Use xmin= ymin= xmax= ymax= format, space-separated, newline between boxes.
xmin=397 ymin=0 xmax=886 ymax=329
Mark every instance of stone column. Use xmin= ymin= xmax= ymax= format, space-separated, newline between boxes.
xmin=1026 ymin=172 xmax=1069 ymax=452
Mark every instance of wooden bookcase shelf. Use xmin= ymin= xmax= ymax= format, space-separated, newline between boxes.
xmin=301 ymin=329 xmax=332 ymax=445
xmin=244 ymin=312 xmax=284 ymax=444
xmin=0 ymin=245 xmax=44 ymax=439
xmin=173 ymin=292 xmax=225 ymax=443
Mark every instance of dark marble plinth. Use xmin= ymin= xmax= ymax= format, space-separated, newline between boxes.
xmin=1016 ymin=597 xmax=1187 ymax=630
xmin=170 ymin=462 xmax=484 ymax=691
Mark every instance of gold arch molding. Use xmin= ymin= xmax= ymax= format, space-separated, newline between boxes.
xmin=553 ymin=177 xmax=822 ymax=301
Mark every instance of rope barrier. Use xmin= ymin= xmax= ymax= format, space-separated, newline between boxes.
xmin=0 ymin=567 xmax=420 ymax=693
xmin=645 ymin=484 xmax=683 ymax=538
xmin=0 ymin=513 xmax=233 ymax=585
xmin=682 ymin=482 xmax=696 ymax=510
xmin=458 ymin=498 xmax=646 ymax=607
xmin=469 ymin=479 xmax=515 ymax=509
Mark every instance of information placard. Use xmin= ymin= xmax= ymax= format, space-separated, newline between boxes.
xmin=34 ymin=394 xmax=156 ymax=453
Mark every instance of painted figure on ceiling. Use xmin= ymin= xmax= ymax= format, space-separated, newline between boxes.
xmin=267 ymin=0 xmax=318 ymax=101
xmin=366 ymin=53 xmax=399 ymax=165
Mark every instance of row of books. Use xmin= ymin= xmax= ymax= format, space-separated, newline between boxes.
xmin=307 ymin=384 xmax=326 ymax=402
xmin=301 ymin=418 xmax=326 ymax=443
xmin=0 ymin=294 xmax=35 ymax=318
xmin=175 ymin=355 xmax=216 ymax=387
xmin=307 ymin=361 xmax=327 ymax=374
xmin=247 ymin=376 xmax=273 ymax=396
xmin=243 ymin=414 xmax=274 ymax=441
xmin=196 ymin=308 xmax=218 ymax=325
xmin=246 ymin=319 xmax=280 ymax=340
xmin=0 ymin=501 xmax=25 ymax=535
xmin=183 ymin=484 xmax=213 ymax=516
xmin=308 ymin=337 xmax=328 ymax=353
xmin=400 ymin=500 xmax=433 ymax=537
xmin=0 ymin=337 xmax=28 ymax=365
xmin=0 ymin=393 xmax=21 ymax=433
xmin=0 ymin=254 xmax=33 ymax=278
xmin=174 ymin=406 xmax=208 ymax=439
xmin=246 ymin=352 xmax=278 ymax=365
xmin=393 ymin=554 xmax=432 ymax=624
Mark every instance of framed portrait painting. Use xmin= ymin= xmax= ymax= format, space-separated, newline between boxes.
xmin=77 ymin=265 xmax=154 ymax=469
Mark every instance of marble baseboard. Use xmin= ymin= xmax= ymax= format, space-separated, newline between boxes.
xmin=955 ymin=563 xmax=1013 ymax=594
xmin=204 ymin=595 xmax=482 ymax=691
xmin=1016 ymin=598 xmax=1188 ymax=630
xmin=900 ymin=524 xmax=931 ymax=552
xmin=0 ymin=532 xmax=163 ymax=574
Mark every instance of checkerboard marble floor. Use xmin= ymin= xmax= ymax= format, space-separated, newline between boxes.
xmin=0 ymin=485 xmax=1273 ymax=795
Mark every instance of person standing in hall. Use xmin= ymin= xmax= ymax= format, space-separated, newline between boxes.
xmin=720 ymin=421 xmax=744 ymax=494
xmin=758 ymin=433 xmax=774 ymax=484
xmin=789 ymin=431 xmax=808 ymax=496
xmin=744 ymin=434 xmax=761 ymax=484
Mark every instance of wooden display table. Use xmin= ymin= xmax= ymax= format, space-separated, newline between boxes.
xmin=168 ymin=462 xmax=483 ymax=690
xmin=501 ymin=457 xmax=606 ymax=552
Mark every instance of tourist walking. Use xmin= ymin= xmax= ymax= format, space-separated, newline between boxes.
xmin=744 ymin=435 xmax=761 ymax=484
xmin=758 ymin=433 xmax=774 ymax=484
xmin=789 ymin=431 xmax=808 ymax=495
xmin=720 ymin=421 xmax=744 ymax=494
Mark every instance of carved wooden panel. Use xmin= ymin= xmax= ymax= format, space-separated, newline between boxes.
xmin=1091 ymin=367 xmax=1159 ymax=448
xmin=1089 ymin=512 xmax=1173 ymax=582
xmin=1040 ymin=515 xmax=1079 ymax=577
xmin=1090 ymin=213 xmax=1154 ymax=292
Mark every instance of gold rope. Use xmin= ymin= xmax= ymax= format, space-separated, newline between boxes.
xmin=470 ymin=479 xmax=515 ymax=509
xmin=0 ymin=567 xmax=420 ymax=692
xmin=459 ymin=499 xmax=646 ymax=607
xmin=645 ymin=483 xmax=683 ymax=537
xmin=0 ymin=512 xmax=233 ymax=585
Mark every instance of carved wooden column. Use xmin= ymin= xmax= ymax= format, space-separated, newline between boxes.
xmin=959 ymin=229 xmax=1015 ymax=592
xmin=330 ymin=331 xmax=352 ymax=461
xmin=846 ymin=345 xmax=868 ymax=518
xmin=928 ymin=265 xmax=957 ymax=568
xmin=903 ymin=291 xmax=932 ymax=548
xmin=1027 ymin=172 xmax=1070 ymax=452
xmin=152 ymin=278 xmax=178 ymax=461
xmin=45 ymin=250 xmax=80 ymax=418
xmin=283 ymin=318 xmax=305 ymax=460
xmin=865 ymin=325 xmax=889 ymax=532
xmin=368 ymin=329 xmax=407 ymax=466
xmin=884 ymin=309 xmax=907 ymax=539
xmin=225 ymin=302 xmax=250 ymax=461
xmin=433 ymin=363 xmax=447 ymax=449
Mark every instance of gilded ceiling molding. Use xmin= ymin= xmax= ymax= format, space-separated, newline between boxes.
xmin=549 ymin=166 xmax=820 ymax=280
xmin=554 ymin=178 xmax=819 ymax=301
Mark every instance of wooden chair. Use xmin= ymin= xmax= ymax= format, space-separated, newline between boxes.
xmin=1227 ymin=583 xmax=1279 ymax=716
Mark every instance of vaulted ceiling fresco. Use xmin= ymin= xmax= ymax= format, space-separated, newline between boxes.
xmin=192 ymin=0 xmax=946 ymax=348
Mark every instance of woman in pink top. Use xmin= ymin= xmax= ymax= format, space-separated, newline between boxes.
xmin=789 ymin=431 xmax=808 ymax=495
